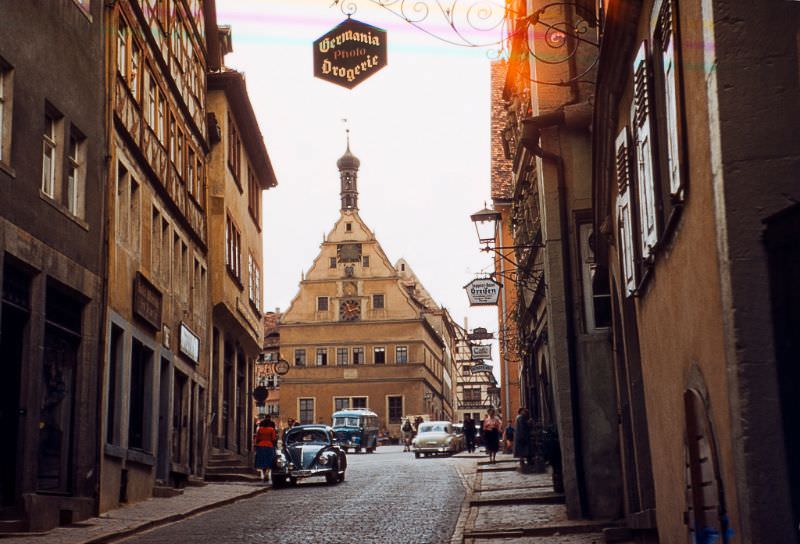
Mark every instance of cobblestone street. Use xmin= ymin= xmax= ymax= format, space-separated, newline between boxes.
xmin=122 ymin=446 xmax=471 ymax=544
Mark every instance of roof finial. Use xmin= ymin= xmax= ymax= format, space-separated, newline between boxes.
xmin=341 ymin=118 xmax=351 ymax=151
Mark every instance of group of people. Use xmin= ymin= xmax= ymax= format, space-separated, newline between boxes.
xmin=463 ymin=406 xmax=536 ymax=469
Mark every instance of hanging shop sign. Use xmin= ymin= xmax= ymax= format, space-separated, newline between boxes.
xmin=252 ymin=386 xmax=269 ymax=406
xmin=467 ymin=327 xmax=494 ymax=341
xmin=133 ymin=272 xmax=162 ymax=330
xmin=179 ymin=322 xmax=200 ymax=363
xmin=313 ymin=18 xmax=388 ymax=89
xmin=471 ymin=344 xmax=492 ymax=361
xmin=470 ymin=363 xmax=494 ymax=374
xmin=464 ymin=278 xmax=501 ymax=306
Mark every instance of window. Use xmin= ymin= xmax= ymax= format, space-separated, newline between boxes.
xmin=299 ymin=398 xmax=314 ymax=424
xmin=248 ymin=253 xmax=261 ymax=311
xmin=395 ymin=346 xmax=408 ymax=364
xmin=157 ymin=92 xmax=166 ymax=144
xmin=152 ymin=207 xmax=162 ymax=279
xmin=632 ymin=42 xmax=660 ymax=261
xmin=65 ymin=130 xmax=85 ymax=217
xmin=616 ymin=128 xmax=638 ymax=297
xmin=334 ymin=397 xmax=349 ymax=412
xmin=387 ymin=396 xmax=403 ymax=423
xmin=116 ymin=163 xmax=140 ymax=249
xmin=362 ymin=256 xmax=369 ymax=267
xmin=329 ymin=257 xmax=337 ymax=269
xmin=352 ymin=397 xmax=367 ymax=409
xmin=464 ymin=388 xmax=481 ymax=403
xmin=317 ymin=296 xmax=328 ymax=312
xmin=227 ymin=112 xmax=241 ymax=182
xmin=248 ymin=167 xmax=261 ymax=223
xmin=372 ymin=294 xmax=384 ymax=309
xmin=294 ymin=349 xmax=306 ymax=367
xmin=336 ymin=347 xmax=349 ymax=366
xmin=0 ymin=62 xmax=13 ymax=164
xmin=169 ymin=113 xmax=176 ymax=164
xmin=176 ymin=129 xmax=184 ymax=176
xmin=578 ymin=222 xmax=611 ymax=330
xmin=654 ymin=0 xmax=685 ymax=203
xmin=116 ymin=18 xmax=128 ymax=76
xmin=187 ymin=147 xmax=195 ymax=194
xmin=225 ymin=215 xmax=241 ymax=281
xmin=130 ymin=41 xmax=141 ymax=101
xmin=146 ymin=69 xmax=157 ymax=129
xmin=316 ymin=348 xmax=328 ymax=366
xmin=353 ymin=347 xmax=364 ymax=365
xmin=42 ymin=113 xmax=58 ymax=197
xmin=195 ymin=155 xmax=204 ymax=207
xmin=345 ymin=222 xmax=352 ymax=232
xmin=374 ymin=347 xmax=385 ymax=364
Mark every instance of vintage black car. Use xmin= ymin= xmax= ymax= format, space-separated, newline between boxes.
xmin=271 ymin=425 xmax=347 ymax=488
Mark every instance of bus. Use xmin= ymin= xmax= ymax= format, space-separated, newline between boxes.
xmin=332 ymin=408 xmax=380 ymax=453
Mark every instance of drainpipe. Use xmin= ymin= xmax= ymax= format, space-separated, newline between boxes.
xmin=520 ymin=101 xmax=591 ymax=516
xmin=498 ymin=217 xmax=511 ymax=420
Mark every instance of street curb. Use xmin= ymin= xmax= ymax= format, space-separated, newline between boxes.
xmin=82 ymin=485 xmax=270 ymax=544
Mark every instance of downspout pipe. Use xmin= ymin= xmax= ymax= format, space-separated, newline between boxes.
xmin=520 ymin=103 xmax=591 ymax=517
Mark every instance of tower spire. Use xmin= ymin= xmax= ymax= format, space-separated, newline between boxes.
xmin=337 ymin=124 xmax=360 ymax=211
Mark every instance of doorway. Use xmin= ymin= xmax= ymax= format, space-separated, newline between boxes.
xmin=0 ymin=304 xmax=26 ymax=507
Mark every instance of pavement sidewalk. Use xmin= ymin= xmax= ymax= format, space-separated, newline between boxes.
xmin=0 ymin=482 xmax=269 ymax=544
xmin=455 ymin=451 xmax=626 ymax=544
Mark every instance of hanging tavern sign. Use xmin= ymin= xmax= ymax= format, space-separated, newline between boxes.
xmin=471 ymin=344 xmax=492 ymax=361
xmin=313 ymin=18 xmax=387 ymax=89
xmin=468 ymin=327 xmax=495 ymax=341
xmin=470 ymin=363 xmax=494 ymax=374
xmin=464 ymin=277 xmax=501 ymax=306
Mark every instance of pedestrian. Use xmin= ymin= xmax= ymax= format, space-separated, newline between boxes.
xmin=463 ymin=415 xmax=477 ymax=453
xmin=504 ymin=419 xmax=515 ymax=454
xmin=513 ymin=408 xmax=533 ymax=471
xmin=482 ymin=407 xmax=503 ymax=464
xmin=253 ymin=417 xmax=277 ymax=482
xmin=401 ymin=419 xmax=414 ymax=451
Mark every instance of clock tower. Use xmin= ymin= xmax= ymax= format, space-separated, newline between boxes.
xmin=337 ymin=130 xmax=360 ymax=211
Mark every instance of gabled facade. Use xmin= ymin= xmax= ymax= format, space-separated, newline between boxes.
xmin=0 ymin=0 xmax=105 ymax=531
xmin=279 ymin=143 xmax=457 ymax=437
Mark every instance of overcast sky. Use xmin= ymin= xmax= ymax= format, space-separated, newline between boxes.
xmin=217 ymin=1 xmax=502 ymax=374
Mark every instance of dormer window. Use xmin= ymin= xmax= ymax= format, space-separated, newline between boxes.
xmin=346 ymin=222 xmax=352 ymax=232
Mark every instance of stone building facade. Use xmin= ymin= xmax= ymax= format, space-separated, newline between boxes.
xmin=206 ymin=42 xmax=276 ymax=460
xmin=0 ymin=0 xmax=105 ymax=531
xmin=592 ymin=0 xmax=800 ymax=541
xmin=100 ymin=0 xmax=213 ymax=511
xmin=496 ymin=0 xmax=622 ymax=521
xmin=279 ymin=143 xmax=458 ymax=438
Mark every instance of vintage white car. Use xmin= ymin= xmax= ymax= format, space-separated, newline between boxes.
xmin=411 ymin=421 xmax=459 ymax=458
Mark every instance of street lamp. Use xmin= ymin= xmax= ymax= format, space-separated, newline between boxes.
xmin=470 ymin=206 xmax=502 ymax=249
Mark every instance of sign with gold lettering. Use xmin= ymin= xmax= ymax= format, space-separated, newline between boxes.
xmin=314 ymin=18 xmax=387 ymax=89
xmin=133 ymin=273 xmax=162 ymax=330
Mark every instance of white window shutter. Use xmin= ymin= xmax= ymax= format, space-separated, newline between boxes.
xmin=633 ymin=41 xmax=659 ymax=261
xmin=616 ymin=127 xmax=637 ymax=297
xmin=657 ymin=0 xmax=685 ymax=202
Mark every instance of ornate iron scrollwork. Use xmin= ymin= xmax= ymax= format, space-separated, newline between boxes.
xmin=331 ymin=0 xmax=599 ymax=86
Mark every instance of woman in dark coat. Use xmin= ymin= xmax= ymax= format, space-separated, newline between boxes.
xmin=463 ymin=415 xmax=477 ymax=453
xmin=513 ymin=408 xmax=532 ymax=469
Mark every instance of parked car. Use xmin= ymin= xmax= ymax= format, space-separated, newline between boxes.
xmin=271 ymin=425 xmax=347 ymax=488
xmin=332 ymin=408 xmax=379 ymax=453
xmin=411 ymin=421 xmax=459 ymax=458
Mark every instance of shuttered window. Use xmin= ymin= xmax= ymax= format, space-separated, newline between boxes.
xmin=616 ymin=128 xmax=638 ymax=297
xmin=655 ymin=0 xmax=685 ymax=203
xmin=632 ymin=42 xmax=660 ymax=261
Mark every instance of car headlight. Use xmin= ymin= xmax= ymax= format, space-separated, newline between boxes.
xmin=275 ymin=456 xmax=286 ymax=468
xmin=318 ymin=455 xmax=329 ymax=465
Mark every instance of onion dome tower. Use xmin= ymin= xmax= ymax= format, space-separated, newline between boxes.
xmin=337 ymin=129 xmax=360 ymax=211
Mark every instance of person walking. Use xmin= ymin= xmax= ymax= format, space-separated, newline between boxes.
xmin=482 ymin=407 xmax=503 ymax=464
xmin=401 ymin=419 xmax=414 ymax=452
xmin=253 ymin=417 xmax=277 ymax=482
xmin=513 ymin=408 xmax=533 ymax=471
xmin=463 ymin=415 xmax=477 ymax=453
xmin=504 ymin=419 xmax=515 ymax=454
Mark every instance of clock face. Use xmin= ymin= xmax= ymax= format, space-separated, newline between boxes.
xmin=339 ymin=298 xmax=361 ymax=321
